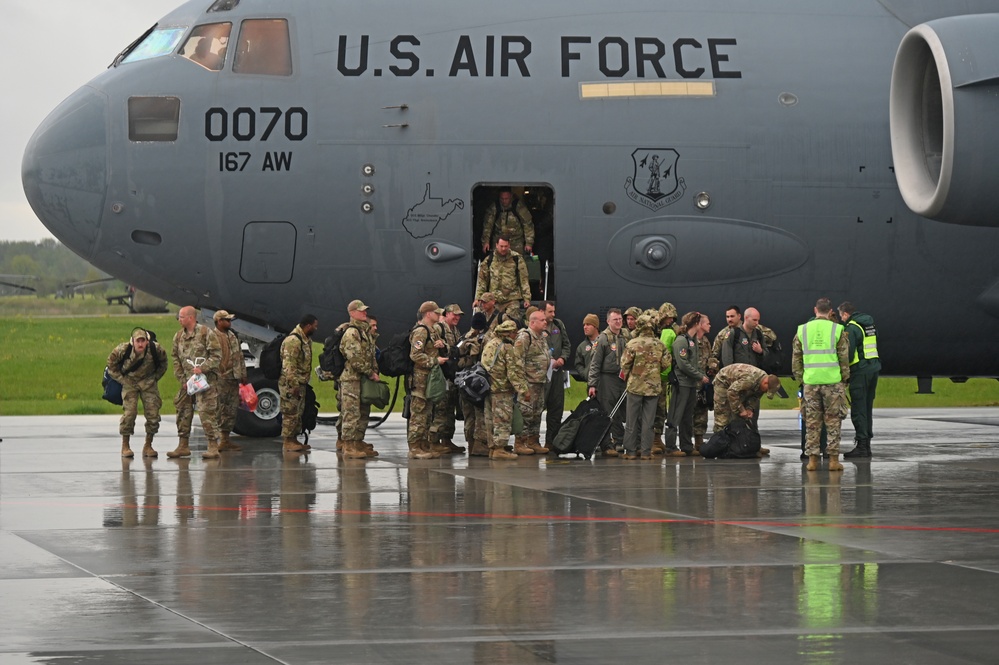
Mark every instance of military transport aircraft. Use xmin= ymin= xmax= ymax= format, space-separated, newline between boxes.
xmin=22 ymin=0 xmax=999 ymax=436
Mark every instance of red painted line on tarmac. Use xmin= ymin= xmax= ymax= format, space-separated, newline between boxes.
xmin=4 ymin=499 xmax=999 ymax=533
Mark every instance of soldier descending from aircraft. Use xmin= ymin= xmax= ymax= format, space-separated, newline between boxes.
xmin=481 ymin=187 xmax=534 ymax=256
xmin=107 ymin=327 xmax=168 ymax=458
xmin=474 ymin=236 xmax=531 ymax=321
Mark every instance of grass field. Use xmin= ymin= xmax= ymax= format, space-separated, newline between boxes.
xmin=1 ymin=314 xmax=997 ymax=416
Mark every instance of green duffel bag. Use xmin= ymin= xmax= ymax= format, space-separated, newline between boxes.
xmin=511 ymin=401 xmax=524 ymax=435
xmin=426 ymin=364 xmax=447 ymax=403
xmin=361 ymin=378 xmax=390 ymax=408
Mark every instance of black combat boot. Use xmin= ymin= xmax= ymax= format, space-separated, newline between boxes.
xmin=843 ymin=438 xmax=872 ymax=459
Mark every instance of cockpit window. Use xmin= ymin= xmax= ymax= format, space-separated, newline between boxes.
xmin=121 ymin=27 xmax=187 ymax=65
xmin=180 ymin=23 xmax=231 ymax=71
xmin=208 ymin=0 xmax=240 ymax=11
xmin=233 ymin=19 xmax=292 ymax=76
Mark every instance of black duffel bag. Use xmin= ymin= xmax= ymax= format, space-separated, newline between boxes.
xmin=701 ymin=418 xmax=761 ymax=459
xmin=102 ymin=367 xmax=124 ymax=405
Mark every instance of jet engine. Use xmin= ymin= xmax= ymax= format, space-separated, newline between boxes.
xmin=890 ymin=15 xmax=999 ymax=227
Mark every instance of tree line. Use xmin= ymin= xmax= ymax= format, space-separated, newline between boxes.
xmin=0 ymin=239 xmax=125 ymax=297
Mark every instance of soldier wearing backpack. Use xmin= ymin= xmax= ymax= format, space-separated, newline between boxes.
xmin=338 ymin=300 xmax=380 ymax=459
xmin=280 ymin=314 xmax=319 ymax=453
xmin=408 ymin=302 xmax=448 ymax=459
xmin=107 ymin=327 xmax=168 ymax=458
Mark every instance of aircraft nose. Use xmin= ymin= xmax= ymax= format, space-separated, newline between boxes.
xmin=21 ymin=86 xmax=109 ymax=260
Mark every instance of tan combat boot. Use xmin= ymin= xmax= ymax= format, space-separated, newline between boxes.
xmin=282 ymin=438 xmax=307 ymax=453
xmin=806 ymin=454 xmax=820 ymax=471
xmin=694 ymin=435 xmax=703 ymax=455
xmin=343 ymin=440 xmax=368 ymax=460
xmin=202 ymin=438 xmax=221 ymax=459
xmin=429 ymin=439 xmax=451 ymax=456
xmin=362 ymin=441 xmax=379 ymax=457
xmin=652 ymin=435 xmax=665 ymax=455
xmin=409 ymin=439 xmax=436 ymax=459
xmin=141 ymin=434 xmax=158 ymax=458
xmin=513 ymin=435 xmax=534 ymax=455
xmin=528 ymin=434 xmax=549 ymax=455
xmin=489 ymin=447 xmax=518 ymax=460
xmin=336 ymin=439 xmax=344 ymax=453
xmin=166 ymin=437 xmax=191 ymax=458
xmin=827 ymin=454 xmax=844 ymax=472
xmin=121 ymin=435 xmax=134 ymax=458
xmin=218 ymin=432 xmax=242 ymax=452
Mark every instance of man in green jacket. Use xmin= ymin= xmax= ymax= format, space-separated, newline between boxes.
xmin=838 ymin=302 xmax=881 ymax=458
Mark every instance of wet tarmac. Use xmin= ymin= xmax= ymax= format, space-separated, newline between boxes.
xmin=3 ymin=408 xmax=999 ymax=664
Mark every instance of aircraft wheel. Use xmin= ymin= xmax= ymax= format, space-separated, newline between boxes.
xmin=234 ymin=372 xmax=281 ymax=438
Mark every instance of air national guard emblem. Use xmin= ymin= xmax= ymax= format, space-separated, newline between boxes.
xmin=625 ymin=148 xmax=686 ymax=211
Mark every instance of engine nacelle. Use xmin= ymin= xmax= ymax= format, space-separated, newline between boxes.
xmin=890 ymin=15 xmax=999 ymax=226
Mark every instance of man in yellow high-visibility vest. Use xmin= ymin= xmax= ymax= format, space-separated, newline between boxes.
xmin=838 ymin=302 xmax=881 ymax=459
xmin=792 ymin=298 xmax=851 ymax=472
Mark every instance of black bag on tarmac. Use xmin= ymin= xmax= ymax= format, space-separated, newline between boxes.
xmin=702 ymin=418 xmax=762 ymax=459
xmin=550 ymin=397 xmax=613 ymax=460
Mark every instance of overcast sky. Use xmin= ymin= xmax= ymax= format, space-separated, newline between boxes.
xmin=1 ymin=0 xmax=183 ymax=242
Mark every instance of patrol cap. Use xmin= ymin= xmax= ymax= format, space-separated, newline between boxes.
xmin=479 ymin=292 xmax=496 ymax=302
xmin=658 ymin=302 xmax=677 ymax=319
xmin=765 ymin=374 xmax=782 ymax=398
xmin=444 ymin=304 xmax=464 ymax=315
xmin=625 ymin=306 xmax=642 ymax=319
xmin=213 ymin=309 xmax=236 ymax=321
xmin=347 ymin=299 xmax=369 ymax=312
xmin=583 ymin=313 xmax=600 ymax=328
xmin=419 ymin=300 xmax=443 ymax=314
xmin=131 ymin=328 xmax=149 ymax=341
xmin=495 ymin=320 xmax=518 ymax=334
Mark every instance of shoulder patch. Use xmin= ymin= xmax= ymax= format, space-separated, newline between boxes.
xmin=414 ymin=340 xmax=423 ymax=349
xmin=679 ymin=348 xmax=688 ymax=357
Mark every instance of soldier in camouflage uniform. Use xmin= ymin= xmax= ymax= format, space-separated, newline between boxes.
xmin=459 ymin=312 xmax=490 ymax=456
xmin=108 ymin=327 xmax=168 ymax=458
xmin=475 ymin=292 xmax=514 ymax=341
xmin=572 ymin=314 xmax=601 ymax=381
xmin=204 ymin=310 xmax=247 ymax=454
xmin=623 ymin=306 xmax=642 ymax=338
xmin=691 ymin=335 xmax=714 ymax=452
xmin=712 ymin=363 xmax=781 ymax=449
xmin=654 ymin=302 xmax=681 ymax=454
xmin=514 ymin=309 xmax=551 ymax=455
xmin=280 ymin=314 xmax=319 ymax=453
xmin=619 ymin=313 xmax=672 ymax=459
xmin=431 ymin=304 xmax=467 ymax=454
xmin=339 ymin=300 xmax=380 ymax=459
xmin=168 ymin=306 xmax=216 ymax=459
xmin=408 ymin=301 xmax=448 ymax=459
xmin=481 ymin=188 xmax=534 ymax=255
xmin=792 ymin=298 xmax=851 ymax=471
xmin=482 ymin=319 xmax=530 ymax=460
xmin=474 ymin=237 xmax=531 ymax=319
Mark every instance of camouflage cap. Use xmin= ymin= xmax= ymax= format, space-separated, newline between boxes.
xmin=624 ymin=306 xmax=642 ymax=319
xmin=213 ymin=309 xmax=236 ymax=321
xmin=445 ymin=304 xmax=465 ymax=315
xmin=479 ymin=292 xmax=496 ymax=302
xmin=419 ymin=300 xmax=442 ymax=314
xmin=658 ymin=302 xmax=677 ymax=319
xmin=131 ymin=328 xmax=149 ymax=341
xmin=347 ymin=299 xmax=369 ymax=312
xmin=495 ymin=320 xmax=518 ymax=334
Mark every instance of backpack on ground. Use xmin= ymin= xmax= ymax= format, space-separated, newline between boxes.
xmin=319 ymin=326 xmax=348 ymax=379
xmin=379 ymin=332 xmax=415 ymax=377
xmin=701 ymin=418 xmax=762 ymax=459
xmin=455 ymin=362 xmax=491 ymax=405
